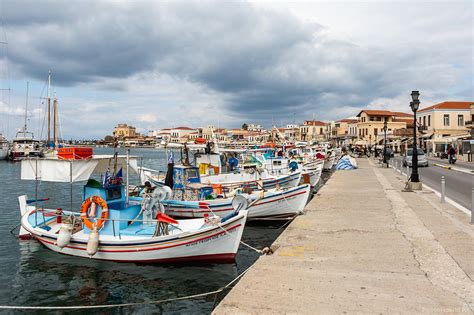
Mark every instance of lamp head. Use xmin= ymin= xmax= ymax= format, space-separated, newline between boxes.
xmin=411 ymin=91 xmax=420 ymax=102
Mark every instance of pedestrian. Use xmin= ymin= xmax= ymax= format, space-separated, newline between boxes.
xmin=447 ymin=145 xmax=456 ymax=164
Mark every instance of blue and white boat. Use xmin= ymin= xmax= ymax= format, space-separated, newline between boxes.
xmin=18 ymin=155 xmax=248 ymax=263
xmin=159 ymin=164 xmax=311 ymax=219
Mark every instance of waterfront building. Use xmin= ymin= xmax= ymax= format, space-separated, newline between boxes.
xmin=331 ymin=118 xmax=358 ymax=145
xmin=299 ymin=120 xmax=327 ymax=142
xmin=356 ymin=110 xmax=410 ymax=146
xmin=417 ymin=101 xmax=473 ymax=160
xmin=247 ymin=124 xmax=263 ymax=132
xmin=170 ymin=126 xmax=197 ymax=143
xmin=283 ymin=126 xmax=299 ymax=141
xmin=417 ymin=101 xmax=471 ymax=138
xmin=113 ymin=123 xmax=137 ymax=139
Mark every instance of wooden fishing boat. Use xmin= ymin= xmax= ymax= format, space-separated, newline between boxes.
xmin=18 ymin=154 xmax=248 ymax=263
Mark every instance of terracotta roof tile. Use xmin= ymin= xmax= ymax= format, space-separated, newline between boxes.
xmin=392 ymin=112 xmax=413 ymax=117
xmin=337 ymin=119 xmax=358 ymax=123
xmin=304 ymin=120 xmax=327 ymax=126
xmin=419 ymin=101 xmax=473 ymax=112
xmin=173 ymin=126 xmax=195 ymax=130
xmin=357 ymin=109 xmax=394 ymax=117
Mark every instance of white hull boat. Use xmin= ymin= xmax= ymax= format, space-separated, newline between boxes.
xmin=201 ymin=171 xmax=302 ymax=190
xmin=20 ymin=206 xmax=247 ymax=263
xmin=323 ymin=155 xmax=336 ymax=170
xmin=141 ymin=167 xmax=302 ymax=191
xmin=163 ymin=184 xmax=311 ymax=219
xmin=18 ymin=154 xmax=249 ymax=263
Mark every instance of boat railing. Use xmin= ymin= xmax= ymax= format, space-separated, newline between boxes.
xmin=32 ymin=208 xmax=179 ymax=238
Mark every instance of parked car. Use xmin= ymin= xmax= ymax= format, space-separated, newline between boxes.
xmin=403 ymin=148 xmax=429 ymax=167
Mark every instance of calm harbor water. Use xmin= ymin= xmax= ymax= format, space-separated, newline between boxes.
xmin=0 ymin=148 xmax=303 ymax=314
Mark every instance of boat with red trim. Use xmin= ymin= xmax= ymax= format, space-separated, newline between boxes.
xmin=18 ymin=153 xmax=248 ymax=263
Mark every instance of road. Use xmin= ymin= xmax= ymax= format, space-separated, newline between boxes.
xmin=391 ymin=156 xmax=473 ymax=211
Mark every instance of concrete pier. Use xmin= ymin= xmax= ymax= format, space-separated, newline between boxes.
xmin=214 ymin=158 xmax=474 ymax=314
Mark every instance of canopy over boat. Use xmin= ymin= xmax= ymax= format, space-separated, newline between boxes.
xmin=20 ymin=155 xmax=138 ymax=183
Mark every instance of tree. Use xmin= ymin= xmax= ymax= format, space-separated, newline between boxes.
xmin=104 ymin=135 xmax=115 ymax=143
xmin=241 ymin=123 xmax=248 ymax=130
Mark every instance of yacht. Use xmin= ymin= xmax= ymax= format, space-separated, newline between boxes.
xmin=8 ymin=130 xmax=42 ymax=161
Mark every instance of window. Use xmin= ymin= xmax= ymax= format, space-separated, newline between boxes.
xmin=374 ymin=128 xmax=378 ymax=136
xmin=443 ymin=114 xmax=450 ymax=126
xmin=458 ymin=115 xmax=464 ymax=126
xmin=428 ymin=115 xmax=431 ymax=126
xmin=423 ymin=116 xmax=426 ymax=126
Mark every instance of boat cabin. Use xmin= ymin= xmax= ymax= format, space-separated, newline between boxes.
xmin=172 ymin=165 xmax=214 ymax=201
xmin=82 ymin=181 xmax=141 ymax=235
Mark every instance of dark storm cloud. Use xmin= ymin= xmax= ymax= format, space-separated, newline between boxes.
xmin=1 ymin=0 xmax=471 ymax=125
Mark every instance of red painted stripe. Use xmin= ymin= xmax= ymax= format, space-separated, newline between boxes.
xmin=37 ymin=224 xmax=242 ymax=253
xmin=119 ymin=253 xmax=236 ymax=263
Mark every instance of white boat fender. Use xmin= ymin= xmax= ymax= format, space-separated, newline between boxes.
xmin=56 ymin=222 xmax=74 ymax=249
xmin=86 ymin=226 xmax=100 ymax=257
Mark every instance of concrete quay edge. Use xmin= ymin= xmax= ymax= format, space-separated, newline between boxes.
xmin=213 ymin=158 xmax=474 ymax=314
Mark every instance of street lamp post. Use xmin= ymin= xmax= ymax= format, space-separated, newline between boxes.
xmin=410 ymin=91 xmax=420 ymax=183
xmin=383 ymin=120 xmax=388 ymax=166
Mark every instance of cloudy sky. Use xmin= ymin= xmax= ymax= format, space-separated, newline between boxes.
xmin=0 ymin=0 xmax=472 ymax=139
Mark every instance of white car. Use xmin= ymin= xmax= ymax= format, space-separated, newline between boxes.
xmin=403 ymin=148 xmax=429 ymax=167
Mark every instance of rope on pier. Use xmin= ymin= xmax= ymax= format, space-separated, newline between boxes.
xmin=0 ymin=264 xmax=254 ymax=310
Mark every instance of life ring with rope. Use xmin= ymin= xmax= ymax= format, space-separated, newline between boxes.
xmin=80 ymin=196 xmax=109 ymax=230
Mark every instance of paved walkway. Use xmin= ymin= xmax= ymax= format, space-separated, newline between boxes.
xmin=214 ymin=158 xmax=474 ymax=314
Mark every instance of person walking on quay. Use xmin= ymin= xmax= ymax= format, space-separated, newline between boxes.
xmin=447 ymin=145 xmax=456 ymax=164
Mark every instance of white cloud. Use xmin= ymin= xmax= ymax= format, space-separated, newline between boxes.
xmin=0 ymin=0 xmax=471 ymax=139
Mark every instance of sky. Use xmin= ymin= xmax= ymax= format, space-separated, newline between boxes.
xmin=0 ymin=0 xmax=472 ymax=139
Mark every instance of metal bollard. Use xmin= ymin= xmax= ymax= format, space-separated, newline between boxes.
xmin=441 ymin=176 xmax=445 ymax=203
xmin=471 ymin=187 xmax=474 ymax=224
xmin=406 ymin=165 xmax=410 ymax=179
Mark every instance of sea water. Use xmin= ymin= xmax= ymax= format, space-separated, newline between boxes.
xmin=0 ymin=147 xmax=289 ymax=314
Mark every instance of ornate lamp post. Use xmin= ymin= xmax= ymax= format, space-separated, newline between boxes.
xmin=410 ymin=91 xmax=420 ymax=183
xmin=383 ymin=120 xmax=388 ymax=166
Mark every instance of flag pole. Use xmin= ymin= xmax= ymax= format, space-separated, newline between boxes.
xmin=126 ymin=149 xmax=130 ymax=205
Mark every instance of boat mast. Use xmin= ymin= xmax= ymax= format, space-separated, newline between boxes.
xmin=47 ymin=71 xmax=51 ymax=145
xmin=24 ymin=81 xmax=29 ymax=132
xmin=53 ymin=97 xmax=58 ymax=148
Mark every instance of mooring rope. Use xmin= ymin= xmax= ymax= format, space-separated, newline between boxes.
xmin=0 ymin=263 xmax=254 ymax=310
xmin=9 ymin=223 xmax=21 ymax=236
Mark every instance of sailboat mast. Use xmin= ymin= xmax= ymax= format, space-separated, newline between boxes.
xmin=47 ymin=71 xmax=51 ymax=144
xmin=24 ymin=81 xmax=29 ymax=131
xmin=53 ymin=97 xmax=58 ymax=148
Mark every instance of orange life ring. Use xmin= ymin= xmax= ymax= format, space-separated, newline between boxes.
xmin=80 ymin=196 xmax=109 ymax=230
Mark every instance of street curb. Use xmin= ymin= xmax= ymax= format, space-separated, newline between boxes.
xmin=433 ymin=163 xmax=474 ymax=176
xmin=388 ymin=164 xmax=472 ymax=216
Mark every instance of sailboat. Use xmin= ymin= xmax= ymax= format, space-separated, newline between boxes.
xmin=42 ymin=71 xmax=62 ymax=157
xmin=0 ymin=36 xmax=10 ymax=159
xmin=8 ymin=82 xmax=42 ymax=161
